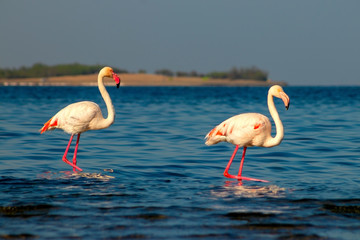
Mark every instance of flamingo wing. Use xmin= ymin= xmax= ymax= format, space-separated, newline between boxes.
xmin=205 ymin=113 xmax=270 ymax=147
xmin=40 ymin=101 xmax=100 ymax=135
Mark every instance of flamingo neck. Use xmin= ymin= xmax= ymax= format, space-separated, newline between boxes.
xmin=264 ymin=91 xmax=284 ymax=147
xmin=97 ymin=73 xmax=115 ymax=129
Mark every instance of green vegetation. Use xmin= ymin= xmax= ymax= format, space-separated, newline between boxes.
xmin=154 ymin=69 xmax=174 ymax=77
xmin=0 ymin=63 xmax=268 ymax=81
xmin=207 ymin=66 xmax=268 ymax=81
xmin=156 ymin=66 xmax=268 ymax=81
xmin=0 ymin=63 xmax=127 ymax=79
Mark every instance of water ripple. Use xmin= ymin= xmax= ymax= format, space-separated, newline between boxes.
xmin=1 ymin=86 xmax=360 ymax=239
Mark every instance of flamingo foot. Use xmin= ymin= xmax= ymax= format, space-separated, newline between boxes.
xmin=238 ymin=176 xmax=269 ymax=183
xmin=224 ymin=172 xmax=268 ymax=182
xmin=62 ymin=157 xmax=83 ymax=172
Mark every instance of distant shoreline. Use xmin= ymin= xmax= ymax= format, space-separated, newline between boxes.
xmin=0 ymin=73 xmax=287 ymax=87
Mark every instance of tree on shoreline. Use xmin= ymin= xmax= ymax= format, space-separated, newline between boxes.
xmin=0 ymin=63 xmax=268 ymax=81
xmin=207 ymin=66 xmax=268 ymax=81
xmin=0 ymin=63 xmax=127 ymax=79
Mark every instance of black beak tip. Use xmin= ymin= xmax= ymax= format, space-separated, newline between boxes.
xmin=116 ymin=83 xmax=120 ymax=88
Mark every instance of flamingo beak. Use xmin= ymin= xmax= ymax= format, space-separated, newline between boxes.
xmin=280 ymin=92 xmax=290 ymax=110
xmin=113 ymin=73 xmax=121 ymax=88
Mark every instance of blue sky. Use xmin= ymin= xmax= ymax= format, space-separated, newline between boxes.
xmin=1 ymin=0 xmax=359 ymax=85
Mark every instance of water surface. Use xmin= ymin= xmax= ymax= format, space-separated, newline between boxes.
xmin=1 ymin=86 xmax=359 ymax=239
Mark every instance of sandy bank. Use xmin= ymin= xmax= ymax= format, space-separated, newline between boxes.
xmin=0 ymin=73 xmax=286 ymax=87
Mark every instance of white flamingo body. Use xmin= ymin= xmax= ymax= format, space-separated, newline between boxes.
xmin=40 ymin=67 xmax=120 ymax=172
xmin=205 ymin=85 xmax=290 ymax=182
xmin=46 ymin=101 xmax=109 ymax=134
xmin=205 ymin=113 xmax=272 ymax=147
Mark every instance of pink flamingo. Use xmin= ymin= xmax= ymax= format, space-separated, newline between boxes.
xmin=40 ymin=67 xmax=121 ymax=172
xmin=205 ymin=85 xmax=290 ymax=182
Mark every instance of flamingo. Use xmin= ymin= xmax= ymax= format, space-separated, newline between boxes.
xmin=40 ymin=66 xmax=121 ymax=172
xmin=205 ymin=85 xmax=290 ymax=182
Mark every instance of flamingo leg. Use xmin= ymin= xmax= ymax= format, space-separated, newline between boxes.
xmin=62 ymin=134 xmax=83 ymax=172
xmin=223 ymin=145 xmax=239 ymax=179
xmin=237 ymin=146 xmax=247 ymax=177
xmin=72 ymin=134 xmax=81 ymax=172
xmin=224 ymin=145 xmax=268 ymax=182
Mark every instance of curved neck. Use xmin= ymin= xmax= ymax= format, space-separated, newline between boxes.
xmin=264 ymin=92 xmax=284 ymax=147
xmin=97 ymin=73 xmax=115 ymax=128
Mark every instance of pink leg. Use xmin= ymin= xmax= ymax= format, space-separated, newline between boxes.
xmin=223 ymin=145 xmax=239 ymax=179
xmin=62 ymin=134 xmax=83 ymax=172
xmin=237 ymin=146 xmax=247 ymax=177
xmin=224 ymin=146 xmax=268 ymax=182
xmin=72 ymin=134 xmax=81 ymax=172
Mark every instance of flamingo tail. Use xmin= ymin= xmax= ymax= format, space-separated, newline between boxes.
xmin=40 ymin=117 xmax=57 ymax=134
xmin=205 ymin=125 xmax=228 ymax=145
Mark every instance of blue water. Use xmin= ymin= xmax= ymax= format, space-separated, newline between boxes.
xmin=0 ymin=86 xmax=360 ymax=239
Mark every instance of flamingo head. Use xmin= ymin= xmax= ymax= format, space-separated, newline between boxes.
xmin=100 ymin=66 xmax=121 ymax=88
xmin=269 ymin=85 xmax=290 ymax=110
